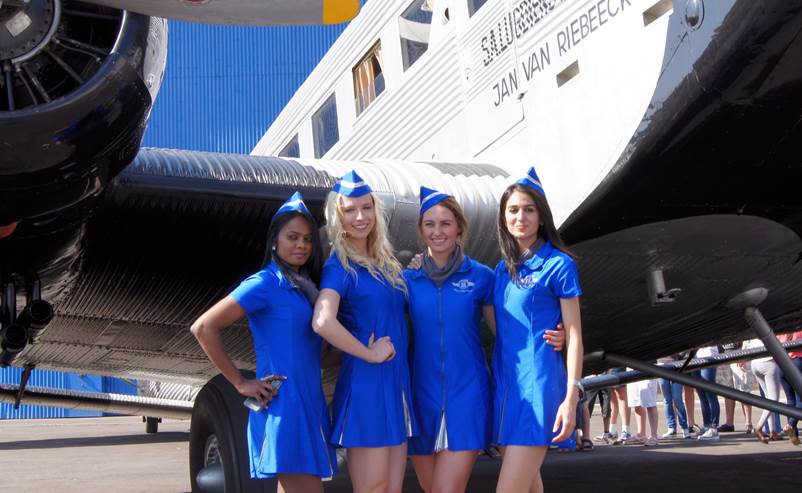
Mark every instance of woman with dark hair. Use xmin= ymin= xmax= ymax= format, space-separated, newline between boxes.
xmin=191 ymin=192 xmax=336 ymax=493
xmin=492 ymin=167 xmax=584 ymax=493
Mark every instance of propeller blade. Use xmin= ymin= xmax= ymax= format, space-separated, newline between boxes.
xmin=81 ymin=0 xmax=360 ymax=25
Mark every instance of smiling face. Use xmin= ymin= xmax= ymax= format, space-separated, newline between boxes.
xmin=420 ymin=204 xmax=461 ymax=259
xmin=339 ymin=194 xmax=376 ymax=245
xmin=504 ymin=190 xmax=541 ymax=251
xmin=274 ymin=216 xmax=313 ymax=270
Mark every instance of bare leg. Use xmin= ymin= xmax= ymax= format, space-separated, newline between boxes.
xmin=614 ymin=386 xmax=631 ymax=428
xmin=411 ymin=455 xmax=435 ymax=493
xmin=581 ymin=403 xmax=591 ymax=439
xmin=347 ymin=447 xmax=391 ymax=493
xmin=647 ymin=406 xmax=659 ymax=438
xmin=496 ymin=446 xmax=547 ymax=493
xmin=724 ymin=398 xmax=735 ymax=427
xmin=742 ymin=403 xmax=753 ymax=428
xmin=634 ymin=406 xmax=646 ymax=437
xmin=430 ymin=450 xmax=478 ymax=493
xmin=387 ymin=443 xmax=408 ymax=493
xmin=610 ymin=391 xmax=620 ymax=432
xmin=277 ymin=474 xmax=323 ymax=493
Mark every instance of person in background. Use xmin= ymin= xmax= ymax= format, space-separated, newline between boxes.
xmin=312 ymin=171 xmax=415 ymax=493
xmin=588 ymin=382 xmax=614 ymax=443
xmin=658 ymin=355 xmax=691 ymax=439
xmin=610 ymin=369 xmax=634 ymax=444
xmin=627 ymin=375 xmax=660 ymax=446
xmin=491 ymin=167 xmax=584 ymax=493
xmin=695 ymin=346 xmax=721 ymax=440
xmin=719 ymin=341 xmax=755 ymax=435
xmin=777 ymin=330 xmax=802 ymax=445
xmin=191 ymin=192 xmax=337 ymax=492
xmin=744 ymin=338 xmax=782 ymax=443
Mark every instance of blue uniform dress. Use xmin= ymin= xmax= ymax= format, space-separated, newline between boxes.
xmin=229 ymin=262 xmax=337 ymax=479
xmin=320 ymin=254 xmax=417 ymax=447
xmin=492 ymin=241 xmax=582 ymax=447
xmin=404 ymin=256 xmax=494 ymax=455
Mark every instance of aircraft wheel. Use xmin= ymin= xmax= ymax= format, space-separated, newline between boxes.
xmin=189 ymin=372 xmax=264 ymax=493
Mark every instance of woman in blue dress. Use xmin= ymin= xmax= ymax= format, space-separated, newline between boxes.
xmin=405 ymin=186 xmax=565 ymax=493
xmin=191 ymin=192 xmax=337 ymax=493
xmin=312 ymin=170 xmax=415 ymax=493
xmin=492 ymin=167 xmax=584 ymax=493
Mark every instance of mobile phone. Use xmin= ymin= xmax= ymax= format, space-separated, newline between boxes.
xmin=243 ymin=375 xmax=286 ymax=412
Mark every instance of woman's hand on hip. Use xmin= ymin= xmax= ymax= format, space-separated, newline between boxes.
xmin=236 ymin=377 xmax=277 ymax=404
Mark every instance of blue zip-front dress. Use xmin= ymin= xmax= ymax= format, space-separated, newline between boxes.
xmin=229 ymin=262 xmax=337 ymax=479
xmin=492 ymin=241 xmax=582 ymax=447
xmin=320 ymin=255 xmax=417 ymax=448
xmin=404 ymin=256 xmax=494 ymax=454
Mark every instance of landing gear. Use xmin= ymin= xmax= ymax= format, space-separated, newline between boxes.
xmin=189 ymin=372 xmax=265 ymax=493
xmin=144 ymin=416 xmax=161 ymax=434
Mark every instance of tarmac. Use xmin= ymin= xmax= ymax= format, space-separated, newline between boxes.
xmin=1 ymin=401 xmax=800 ymax=493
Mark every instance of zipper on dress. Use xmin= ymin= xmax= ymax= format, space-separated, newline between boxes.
xmin=438 ymin=286 xmax=446 ymax=432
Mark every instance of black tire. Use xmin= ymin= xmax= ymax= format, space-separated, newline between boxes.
xmin=144 ymin=416 xmax=161 ymax=434
xmin=189 ymin=372 xmax=268 ymax=493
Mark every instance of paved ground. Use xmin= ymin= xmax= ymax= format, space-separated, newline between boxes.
xmin=0 ymin=403 xmax=800 ymax=492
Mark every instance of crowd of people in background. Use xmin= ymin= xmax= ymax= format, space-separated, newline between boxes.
xmin=580 ymin=334 xmax=802 ymax=451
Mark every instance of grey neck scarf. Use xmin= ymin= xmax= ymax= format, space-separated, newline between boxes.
xmin=275 ymin=259 xmax=320 ymax=305
xmin=519 ymin=237 xmax=546 ymax=266
xmin=422 ymin=245 xmax=464 ymax=287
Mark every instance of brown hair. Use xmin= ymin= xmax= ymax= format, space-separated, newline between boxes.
xmin=496 ymin=183 xmax=574 ymax=281
xmin=417 ymin=196 xmax=469 ymax=248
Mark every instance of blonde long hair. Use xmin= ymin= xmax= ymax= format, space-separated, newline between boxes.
xmin=325 ymin=191 xmax=407 ymax=293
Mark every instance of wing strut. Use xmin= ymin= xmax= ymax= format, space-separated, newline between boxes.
xmin=584 ymin=347 xmax=802 ymax=421
xmin=728 ymin=287 xmax=802 ymax=399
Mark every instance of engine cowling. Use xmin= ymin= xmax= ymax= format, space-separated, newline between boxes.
xmin=0 ymin=0 xmax=166 ymax=224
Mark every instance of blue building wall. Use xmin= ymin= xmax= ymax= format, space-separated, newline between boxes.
xmin=1 ymin=20 xmax=345 ymax=418
xmin=143 ymin=21 xmax=347 ymax=153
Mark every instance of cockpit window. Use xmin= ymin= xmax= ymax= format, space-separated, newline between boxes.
xmin=353 ymin=41 xmax=385 ymax=116
xmin=399 ymin=0 xmax=433 ymax=71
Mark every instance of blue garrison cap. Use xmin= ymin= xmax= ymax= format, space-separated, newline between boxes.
xmin=332 ymin=170 xmax=372 ymax=197
xmin=419 ymin=186 xmax=451 ymax=216
xmin=273 ymin=191 xmax=312 ymax=219
xmin=516 ymin=166 xmax=546 ymax=197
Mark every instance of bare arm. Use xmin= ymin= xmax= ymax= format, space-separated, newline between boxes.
xmin=312 ymin=288 xmax=394 ymax=363
xmin=190 ymin=296 xmax=275 ymax=402
xmin=552 ymin=296 xmax=584 ymax=441
xmin=482 ymin=305 xmax=496 ymax=336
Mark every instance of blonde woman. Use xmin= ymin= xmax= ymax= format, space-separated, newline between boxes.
xmin=312 ymin=170 xmax=416 ymax=493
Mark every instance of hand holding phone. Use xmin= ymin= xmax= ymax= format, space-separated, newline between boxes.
xmin=243 ymin=375 xmax=286 ymax=412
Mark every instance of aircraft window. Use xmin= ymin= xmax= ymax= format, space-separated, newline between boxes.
xmin=557 ymin=61 xmax=580 ymax=87
xmin=278 ymin=135 xmax=300 ymax=158
xmin=312 ymin=94 xmax=339 ymax=158
xmin=399 ymin=0 xmax=433 ymax=71
xmin=467 ymin=0 xmax=487 ymax=17
xmin=353 ymin=41 xmax=385 ymax=116
xmin=643 ymin=0 xmax=673 ymax=26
